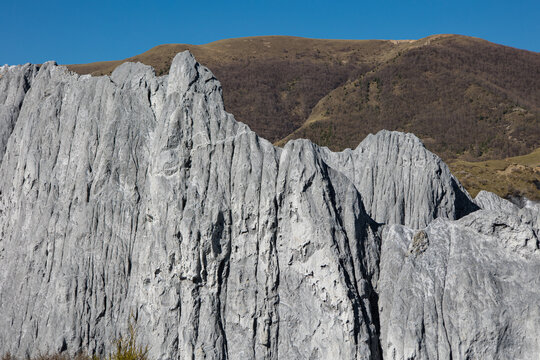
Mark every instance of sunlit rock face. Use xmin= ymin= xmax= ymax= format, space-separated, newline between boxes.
xmin=1 ymin=52 xmax=538 ymax=360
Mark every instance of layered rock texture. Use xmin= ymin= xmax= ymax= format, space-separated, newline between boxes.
xmin=0 ymin=52 xmax=538 ymax=360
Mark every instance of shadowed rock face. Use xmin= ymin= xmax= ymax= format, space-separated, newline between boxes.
xmin=0 ymin=52 xmax=538 ymax=360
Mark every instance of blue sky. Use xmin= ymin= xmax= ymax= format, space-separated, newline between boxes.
xmin=1 ymin=0 xmax=538 ymax=65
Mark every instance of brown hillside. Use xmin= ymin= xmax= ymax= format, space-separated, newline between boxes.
xmin=67 ymin=35 xmax=540 ymax=199
xmin=278 ymin=35 xmax=540 ymax=161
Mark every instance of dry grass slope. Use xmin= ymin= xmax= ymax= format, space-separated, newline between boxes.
xmin=449 ymin=148 xmax=540 ymax=200
xmin=279 ymin=35 xmax=540 ymax=162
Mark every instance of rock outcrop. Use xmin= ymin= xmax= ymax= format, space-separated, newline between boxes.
xmin=378 ymin=195 xmax=539 ymax=360
xmin=0 ymin=52 xmax=538 ymax=360
xmin=321 ymin=131 xmax=478 ymax=229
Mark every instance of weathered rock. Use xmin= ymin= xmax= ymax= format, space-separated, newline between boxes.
xmin=475 ymin=190 xmax=540 ymax=232
xmin=321 ymin=131 xmax=478 ymax=229
xmin=0 ymin=51 xmax=536 ymax=360
xmin=0 ymin=63 xmax=39 ymax=163
xmin=0 ymin=52 xmax=385 ymax=359
xmin=475 ymin=190 xmax=521 ymax=213
xmin=378 ymin=195 xmax=540 ymax=360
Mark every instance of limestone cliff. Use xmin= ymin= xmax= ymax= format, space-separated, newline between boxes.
xmin=0 ymin=52 xmax=537 ymax=360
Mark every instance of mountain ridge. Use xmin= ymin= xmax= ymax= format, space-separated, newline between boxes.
xmin=64 ymin=35 xmax=540 ymax=200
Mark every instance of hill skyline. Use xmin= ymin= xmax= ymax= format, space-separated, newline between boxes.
xmin=1 ymin=0 xmax=539 ymax=65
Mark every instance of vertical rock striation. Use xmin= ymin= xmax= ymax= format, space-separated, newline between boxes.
xmin=0 ymin=51 xmax=538 ymax=360
xmin=320 ymin=131 xmax=478 ymax=229
xmin=378 ymin=193 xmax=540 ymax=359
xmin=0 ymin=63 xmax=40 ymax=163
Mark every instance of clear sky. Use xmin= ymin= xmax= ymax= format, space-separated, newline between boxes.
xmin=1 ymin=0 xmax=538 ymax=65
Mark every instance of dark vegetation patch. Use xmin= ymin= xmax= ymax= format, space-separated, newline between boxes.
xmin=282 ymin=36 xmax=540 ymax=162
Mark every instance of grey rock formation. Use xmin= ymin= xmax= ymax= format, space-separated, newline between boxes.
xmin=0 ymin=53 xmax=382 ymax=359
xmin=378 ymin=196 xmax=540 ymax=360
xmin=475 ymin=190 xmax=540 ymax=234
xmin=321 ymin=132 xmax=478 ymax=229
xmin=0 ymin=63 xmax=39 ymax=163
xmin=0 ymin=51 xmax=537 ymax=360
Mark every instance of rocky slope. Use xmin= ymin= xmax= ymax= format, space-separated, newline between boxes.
xmin=0 ymin=63 xmax=39 ymax=161
xmin=0 ymin=52 xmax=538 ymax=360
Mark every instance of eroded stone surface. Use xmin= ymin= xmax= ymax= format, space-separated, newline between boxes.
xmin=0 ymin=53 xmax=385 ymax=360
xmin=0 ymin=63 xmax=39 ymax=163
xmin=378 ymin=204 xmax=540 ymax=360
xmin=0 ymin=51 xmax=537 ymax=360
xmin=321 ymin=132 xmax=478 ymax=229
